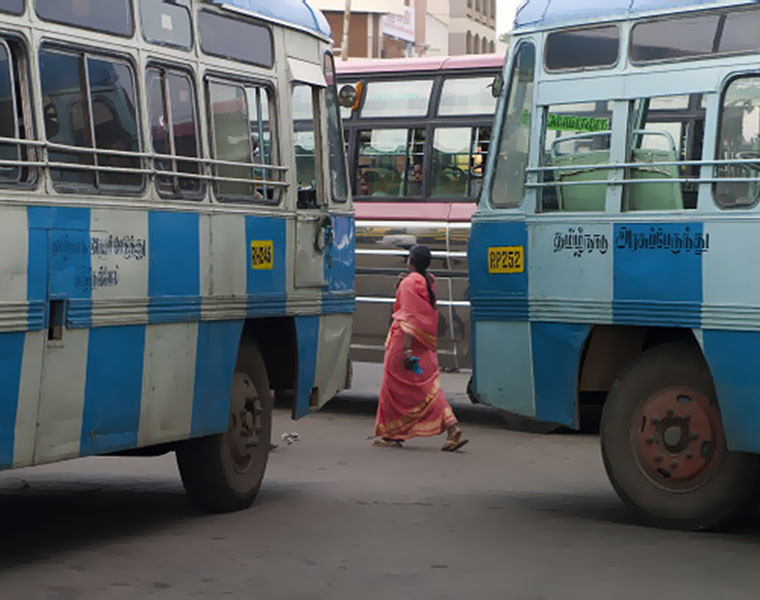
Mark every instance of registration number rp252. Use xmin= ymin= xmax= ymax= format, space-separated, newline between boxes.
xmin=488 ymin=246 xmax=525 ymax=274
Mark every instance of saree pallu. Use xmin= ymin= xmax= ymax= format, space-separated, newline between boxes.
xmin=375 ymin=272 xmax=458 ymax=440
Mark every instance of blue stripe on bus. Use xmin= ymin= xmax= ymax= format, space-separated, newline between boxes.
xmin=191 ymin=320 xmax=244 ymax=438
xmin=148 ymin=211 xmax=200 ymax=321
xmin=245 ymin=216 xmax=287 ymax=314
xmin=294 ymin=315 xmax=319 ymax=419
xmin=531 ymin=322 xmax=590 ymax=428
xmin=702 ymin=330 xmax=760 ymax=454
xmin=0 ymin=332 xmax=25 ymax=468
xmin=613 ymin=222 xmax=703 ymax=328
xmin=80 ymin=325 xmax=146 ymax=456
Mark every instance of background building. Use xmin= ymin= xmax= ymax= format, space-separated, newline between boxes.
xmin=310 ymin=0 xmax=494 ymax=58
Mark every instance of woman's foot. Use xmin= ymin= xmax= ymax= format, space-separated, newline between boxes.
xmin=373 ymin=438 xmax=403 ymax=448
xmin=442 ymin=427 xmax=469 ymax=452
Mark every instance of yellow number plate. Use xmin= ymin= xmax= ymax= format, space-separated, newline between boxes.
xmin=251 ymin=241 xmax=274 ymax=270
xmin=488 ymin=246 xmax=525 ymax=274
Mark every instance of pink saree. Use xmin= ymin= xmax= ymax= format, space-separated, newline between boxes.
xmin=375 ymin=272 xmax=458 ymax=440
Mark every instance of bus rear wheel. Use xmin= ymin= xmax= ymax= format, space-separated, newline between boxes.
xmin=176 ymin=345 xmax=273 ymax=513
xmin=601 ymin=343 xmax=760 ymax=531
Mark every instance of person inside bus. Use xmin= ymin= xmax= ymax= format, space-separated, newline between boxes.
xmin=407 ymin=160 xmax=423 ymax=196
xmin=373 ymin=245 xmax=469 ymax=452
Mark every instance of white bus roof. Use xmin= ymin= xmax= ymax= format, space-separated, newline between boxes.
xmin=208 ymin=0 xmax=331 ymax=38
xmin=514 ymin=0 xmax=756 ymax=31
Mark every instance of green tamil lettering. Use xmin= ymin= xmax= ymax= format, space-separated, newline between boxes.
xmin=547 ymin=113 xmax=610 ymax=133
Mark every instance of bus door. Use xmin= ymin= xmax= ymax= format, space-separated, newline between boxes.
xmin=289 ymin=56 xmax=353 ymax=413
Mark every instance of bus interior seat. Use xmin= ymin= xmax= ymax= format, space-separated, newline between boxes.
xmin=550 ymin=149 xmax=610 ymax=212
xmin=626 ymin=148 xmax=684 ymax=210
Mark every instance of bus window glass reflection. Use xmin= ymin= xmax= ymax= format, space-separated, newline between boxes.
xmin=438 ymin=77 xmax=497 ymax=116
xmin=361 ymin=80 xmax=433 ymax=118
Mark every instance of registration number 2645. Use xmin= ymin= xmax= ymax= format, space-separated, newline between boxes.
xmin=488 ymin=246 xmax=525 ymax=274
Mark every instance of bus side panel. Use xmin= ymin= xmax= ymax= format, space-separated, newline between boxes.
xmin=0 ymin=332 xmax=26 ymax=469
xmin=531 ymin=322 xmax=590 ymax=428
xmin=701 ymin=330 xmax=760 ymax=454
xmin=468 ymin=220 xmax=531 ymax=413
xmin=244 ymin=216 xmax=287 ymax=315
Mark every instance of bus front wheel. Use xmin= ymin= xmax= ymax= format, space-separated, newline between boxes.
xmin=601 ymin=343 xmax=760 ymax=531
xmin=176 ymin=345 xmax=273 ymax=513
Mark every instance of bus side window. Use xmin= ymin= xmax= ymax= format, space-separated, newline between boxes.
xmin=292 ymin=83 xmax=320 ymax=209
xmin=147 ymin=67 xmax=202 ymax=199
xmin=39 ymin=48 xmax=142 ymax=192
xmin=0 ymin=38 xmax=27 ymax=185
xmin=355 ymin=128 xmax=425 ymax=198
xmin=208 ymin=79 xmax=278 ymax=204
xmin=541 ymin=101 xmax=612 ymax=212
xmin=715 ymin=76 xmax=760 ymax=209
xmin=490 ymin=43 xmax=535 ymax=209
xmin=431 ymin=126 xmax=491 ymax=198
xmin=625 ymin=94 xmax=703 ymax=211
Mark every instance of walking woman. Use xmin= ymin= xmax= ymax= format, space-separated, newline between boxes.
xmin=373 ymin=245 xmax=469 ymax=451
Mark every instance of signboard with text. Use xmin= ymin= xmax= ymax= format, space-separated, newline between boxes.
xmin=380 ymin=8 xmax=415 ymax=43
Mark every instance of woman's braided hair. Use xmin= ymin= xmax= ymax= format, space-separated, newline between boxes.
xmin=409 ymin=245 xmax=436 ymax=309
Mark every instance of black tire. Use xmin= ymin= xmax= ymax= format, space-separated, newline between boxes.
xmin=176 ymin=344 xmax=273 ymax=513
xmin=601 ymin=343 xmax=760 ymax=531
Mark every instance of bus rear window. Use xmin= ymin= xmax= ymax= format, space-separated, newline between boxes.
xmin=35 ymin=0 xmax=134 ymax=37
xmin=545 ymin=25 xmax=619 ymax=71
xmin=140 ymin=0 xmax=193 ymax=50
xmin=438 ymin=77 xmax=497 ymax=116
xmin=0 ymin=0 xmax=23 ymax=15
xmin=361 ymin=80 xmax=433 ymax=118
xmin=199 ymin=11 xmax=273 ymax=68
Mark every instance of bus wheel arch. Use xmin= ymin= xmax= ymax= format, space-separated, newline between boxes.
xmin=600 ymin=341 xmax=760 ymax=530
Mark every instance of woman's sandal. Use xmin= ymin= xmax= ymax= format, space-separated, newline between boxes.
xmin=373 ymin=438 xmax=403 ymax=448
xmin=442 ymin=431 xmax=469 ymax=452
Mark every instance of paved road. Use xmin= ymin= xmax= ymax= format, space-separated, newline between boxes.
xmin=1 ymin=372 xmax=759 ymax=598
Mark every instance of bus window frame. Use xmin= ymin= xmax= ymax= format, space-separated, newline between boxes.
xmin=358 ymin=77 xmax=436 ymax=120
xmin=145 ymin=61 xmax=205 ymax=201
xmin=204 ymin=72 xmax=282 ymax=207
xmin=323 ymin=51 xmax=349 ymax=204
xmin=39 ymin=43 xmax=146 ymax=196
xmin=543 ymin=23 xmax=621 ymax=74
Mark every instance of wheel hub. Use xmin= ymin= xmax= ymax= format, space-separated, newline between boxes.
xmin=633 ymin=387 xmax=724 ymax=491
xmin=227 ymin=373 xmax=264 ymax=474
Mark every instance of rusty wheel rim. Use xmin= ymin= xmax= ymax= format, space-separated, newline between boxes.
xmin=227 ymin=373 xmax=264 ymax=475
xmin=631 ymin=386 xmax=725 ymax=492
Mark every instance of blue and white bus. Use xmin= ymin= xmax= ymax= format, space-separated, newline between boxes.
xmin=0 ymin=0 xmax=354 ymax=513
xmin=469 ymin=0 xmax=760 ymax=530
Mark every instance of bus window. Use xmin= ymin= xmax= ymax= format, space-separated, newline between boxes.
xmin=356 ymin=128 xmax=425 ymax=198
xmin=491 ymin=43 xmax=535 ymax=208
xmin=431 ymin=126 xmax=491 ymax=198
xmin=209 ymin=79 xmax=277 ymax=203
xmin=360 ymin=80 xmax=433 ymax=118
xmin=625 ymin=94 xmax=704 ymax=211
xmin=140 ymin=0 xmax=193 ymax=50
xmin=292 ymin=83 xmax=319 ymax=208
xmin=715 ymin=77 xmax=760 ymax=208
xmin=438 ymin=77 xmax=497 ymax=116
xmin=147 ymin=67 xmax=201 ymax=198
xmin=40 ymin=49 xmax=142 ymax=191
xmin=0 ymin=41 xmax=21 ymax=184
xmin=541 ymin=101 xmax=612 ymax=212
xmin=200 ymin=10 xmax=273 ymax=69
xmin=35 ymin=0 xmax=134 ymax=37
xmin=324 ymin=53 xmax=349 ymax=203
xmin=545 ymin=25 xmax=619 ymax=71
xmin=0 ymin=0 xmax=22 ymax=15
